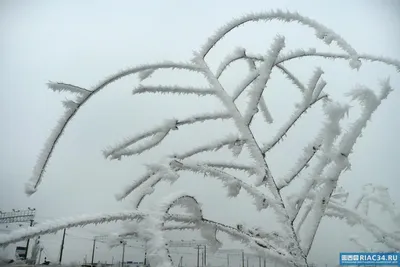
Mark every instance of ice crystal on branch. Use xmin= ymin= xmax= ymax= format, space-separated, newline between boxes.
xmin=3 ymin=9 xmax=400 ymax=267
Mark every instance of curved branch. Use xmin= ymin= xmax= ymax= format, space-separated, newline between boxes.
xmin=216 ymin=50 xmax=400 ymax=84
xmin=199 ymin=10 xmax=360 ymax=68
xmin=160 ymin=193 xmax=204 ymax=220
xmin=162 ymin=194 xmax=220 ymax=256
xmin=0 ymin=210 xmax=300 ymax=265
xmin=216 ymin=49 xmax=247 ymax=79
xmin=278 ymin=52 xmax=400 ymax=71
xmin=116 ymin=171 xmax=156 ymax=201
xmin=0 ymin=210 xmax=198 ymax=247
xmin=231 ymin=70 xmax=259 ymax=100
xmin=104 ymin=112 xmax=231 ymax=159
xmin=143 ymin=194 xmax=191 ymax=267
xmin=26 ymin=62 xmax=203 ymax=195
xmin=0 ymin=210 xmax=145 ymax=246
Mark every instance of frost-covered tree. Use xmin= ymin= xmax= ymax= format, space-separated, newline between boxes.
xmin=1 ymin=10 xmax=399 ymax=267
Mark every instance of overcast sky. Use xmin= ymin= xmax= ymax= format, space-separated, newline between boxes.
xmin=1 ymin=0 xmax=400 ymax=266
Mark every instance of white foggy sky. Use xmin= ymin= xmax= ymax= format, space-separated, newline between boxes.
xmin=0 ymin=0 xmax=399 ymax=266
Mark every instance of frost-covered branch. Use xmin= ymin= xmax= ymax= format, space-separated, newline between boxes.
xmin=133 ymin=84 xmax=216 ymax=96
xmin=104 ymin=112 xmax=231 ymax=160
xmin=199 ymin=10 xmax=361 ymax=69
xmin=114 ymin=136 xmax=248 ymax=202
xmin=194 ymin=56 xmax=273 ymax=186
xmin=301 ymin=80 xmax=394 ymax=255
xmin=0 ymin=210 xmax=178 ymax=246
xmin=173 ymin=135 xmax=243 ymax=159
xmin=223 ymin=49 xmax=274 ymax=124
xmin=295 ymin=203 xmax=312 ymax=235
xmin=354 ymin=184 xmax=400 ymax=223
xmin=296 ymin=185 xmax=400 ymax=251
xmin=195 ymin=55 xmax=307 ymax=265
xmin=217 ymin=49 xmax=400 ymax=78
xmin=116 ymin=171 xmax=157 ymax=202
xmin=0 ymin=209 xmax=301 ymax=266
xmin=275 ymin=64 xmax=307 ymax=94
xmin=326 ymin=203 xmax=400 ymax=251
xmin=47 ymin=82 xmax=91 ymax=95
xmin=169 ymin=159 xmax=280 ymax=212
xmin=262 ymin=68 xmax=328 ymax=155
xmin=279 ymin=51 xmax=400 ymax=71
xmin=277 ymin=144 xmax=320 ymax=190
xmin=192 ymin=160 xmax=256 ymax=175
xmin=26 ymin=62 xmax=203 ymax=195
xmin=289 ymin=101 xmax=350 ymax=222
xmin=218 ymin=49 xmax=319 ymax=131
xmin=196 ymin=51 xmax=308 ymax=264
xmin=262 ymin=94 xmax=328 ymax=154
xmin=243 ymin=36 xmax=285 ymax=126
xmin=115 ymin=154 xmax=266 ymax=206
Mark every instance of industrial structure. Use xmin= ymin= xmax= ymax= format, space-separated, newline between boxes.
xmin=0 ymin=208 xmax=37 ymax=265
